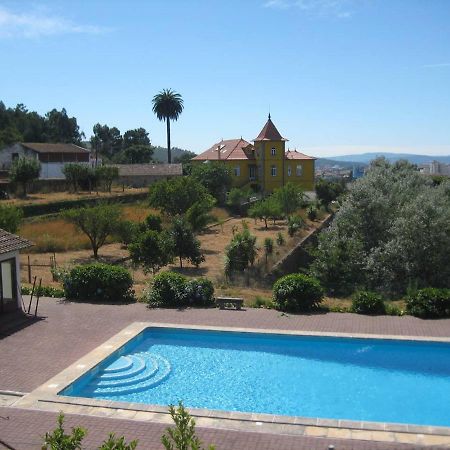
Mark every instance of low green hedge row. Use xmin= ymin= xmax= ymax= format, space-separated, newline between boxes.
xmin=21 ymin=285 xmax=65 ymax=298
xmin=21 ymin=192 xmax=147 ymax=217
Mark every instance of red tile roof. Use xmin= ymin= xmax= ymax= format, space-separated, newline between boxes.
xmin=285 ymin=149 xmax=316 ymax=160
xmin=193 ymin=138 xmax=254 ymax=161
xmin=21 ymin=143 xmax=90 ymax=154
xmin=253 ymin=116 xmax=287 ymax=142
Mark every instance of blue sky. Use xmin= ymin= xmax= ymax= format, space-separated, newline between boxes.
xmin=0 ymin=0 xmax=449 ymax=157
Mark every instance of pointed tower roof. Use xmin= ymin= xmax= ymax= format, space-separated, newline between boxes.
xmin=253 ymin=114 xmax=288 ymax=142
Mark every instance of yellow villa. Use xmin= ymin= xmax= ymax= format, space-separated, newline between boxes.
xmin=192 ymin=115 xmax=316 ymax=193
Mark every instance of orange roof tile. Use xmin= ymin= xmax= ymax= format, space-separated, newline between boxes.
xmin=285 ymin=149 xmax=316 ymax=160
xmin=193 ymin=138 xmax=254 ymax=161
xmin=253 ymin=115 xmax=287 ymax=142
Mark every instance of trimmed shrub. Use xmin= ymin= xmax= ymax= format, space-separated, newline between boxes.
xmin=63 ymin=263 xmax=134 ymax=303
xmin=273 ymin=274 xmax=324 ymax=312
xmin=406 ymin=288 xmax=450 ymax=318
xmin=144 ymin=272 xmax=215 ymax=308
xmin=351 ymin=290 xmax=386 ymax=315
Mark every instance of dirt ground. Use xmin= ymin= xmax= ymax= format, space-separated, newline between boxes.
xmin=20 ymin=215 xmax=325 ymax=301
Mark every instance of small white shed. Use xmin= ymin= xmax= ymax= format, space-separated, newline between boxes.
xmin=0 ymin=229 xmax=33 ymax=314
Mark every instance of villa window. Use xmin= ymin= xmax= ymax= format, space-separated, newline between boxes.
xmin=249 ymin=166 xmax=256 ymax=180
xmin=296 ymin=164 xmax=303 ymax=176
xmin=234 ymin=166 xmax=241 ymax=177
xmin=271 ymin=147 xmax=276 ymax=156
xmin=271 ymin=165 xmax=277 ymax=177
xmin=287 ymin=166 xmax=291 ymax=176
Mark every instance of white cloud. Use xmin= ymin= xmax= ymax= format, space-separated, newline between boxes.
xmin=264 ymin=0 xmax=355 ymax=18
xmin=0 ymin=5 xmax=110 ymax=38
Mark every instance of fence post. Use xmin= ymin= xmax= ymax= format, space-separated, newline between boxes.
xmin=27 ymin=255 xmax=31 ymax=283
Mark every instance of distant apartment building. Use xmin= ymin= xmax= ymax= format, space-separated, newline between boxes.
xmin=418 ymin=160 xmax=450 ymax=176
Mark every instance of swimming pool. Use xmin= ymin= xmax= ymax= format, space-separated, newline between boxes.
xmin=61 ymin=327 xmax=450 ymax=427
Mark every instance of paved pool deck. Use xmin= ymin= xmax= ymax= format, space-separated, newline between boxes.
xmin=1 ymin=298 xmax=450 ymax=449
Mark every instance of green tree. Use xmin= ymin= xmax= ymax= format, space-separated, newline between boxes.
xmin=44 ymin=108 xmax=84 ymax=144
xmin=0 ymin=204 xmax=23 ymax=233
xmin=96 ymin=166 xmax=119 ymax=192
xmin=162 ymin=402 xmax=215 ymax=450
xmin=226 ymin=187 xmax=252 ymax=208
xmin=169 ymin=217 xmax=204 ymax=268
xmin=63 ymin=204 xmax=122 ymax=258
xmin=272 ymin=182 xmax=304 ymax=217
xmin=264 ymin=237 xmax=274 ymax=266
xmin=62 ymin=163 xmax=95 ymax=193
xmin=9 ymin=156 xmax=41 ymax=197
xmin=129 ymin=229 xmax=174 ymax=274
xmin=185 ymin=197 xmax=216 ymax=233
xmin=315 ymin=178 xmax=344 ymax=211
xmin=149 ymin=176 xmax=214 ymax=216
xmin=122 ymin=128 xmax=150 ymax=148
xmin=311 ymin=158 xmax=450 ymax=295
xmin=225 ymin=227 xmax=258 ymax=276
xmin=248 ymin=197 xmax=282 ymax=229
xmin=91 ymin=123 xmax=123 ymax=161
xmin=152 ymin=89 xmax=184 ymax=164
xmin=115 ymin=144 xmax=154 ymax=164
xmin=42 ymin=412 xmax=86 ymax=450
xmin=191 ymin=162 xmax=232 ymax=203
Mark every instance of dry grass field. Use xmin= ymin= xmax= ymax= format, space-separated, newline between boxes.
xmin=19 ymin=210 xmax=328 ymax=304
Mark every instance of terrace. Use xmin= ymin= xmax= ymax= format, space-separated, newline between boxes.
xmin=1 ymin=298 xmax=450 ymax=449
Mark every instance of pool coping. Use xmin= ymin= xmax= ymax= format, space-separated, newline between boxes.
xmin=14 ymin=322 xmax=450 ymax=446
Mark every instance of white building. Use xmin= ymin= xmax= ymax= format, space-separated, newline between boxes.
xmin=418 ymin=160 xmax=450 ymax=176
xmin=0 ymin=229 xmax=33 ymax=314
xmin=0 ymin=142 xmax=91 ymax=179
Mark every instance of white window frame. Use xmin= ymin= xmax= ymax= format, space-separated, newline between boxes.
xmin=234 ymin=166 xmax=241 ymax=177
xmin=296 ymin=164 xmax=303 ymax=176
xmin=271 ymin=147 xmax=276 ymax=156
xmin=271 ymin=165 xmax=277 ymax=177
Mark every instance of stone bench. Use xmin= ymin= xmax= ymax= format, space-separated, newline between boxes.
xmin=216 ymin=296 xmax=244 ymax=310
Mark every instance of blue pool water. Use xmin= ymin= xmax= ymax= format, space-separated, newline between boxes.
xmin=62 ymin=328 xmax=450 ymax=427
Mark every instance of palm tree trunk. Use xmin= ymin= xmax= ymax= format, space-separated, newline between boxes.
xmin=166 ymin=118 xmax=171 ymax=164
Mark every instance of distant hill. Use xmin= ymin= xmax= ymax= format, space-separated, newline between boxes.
xmin=316 ymin=158 xmax=367 ymax=169
xmin=152 ymin=146 xmax=193 ymax=163
xmin=325 ymin=152 xmax=450 ymax=165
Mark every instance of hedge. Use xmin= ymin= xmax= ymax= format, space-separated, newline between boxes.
xmin=63 ymin=263 xmax=134 ymax=303
xmin=406 ymin=288 xmax=450 ymax=318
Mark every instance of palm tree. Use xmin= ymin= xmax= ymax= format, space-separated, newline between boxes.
xmin=152 ymin=89 xmax=184 ymax=164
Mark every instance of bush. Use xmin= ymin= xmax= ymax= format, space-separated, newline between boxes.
xmin=351 ymin=290 xmax=386 ymax=315
xmin=144 ymin=271 xmax=215 ymax=308
xmin=63 ymin=263 xmax=134 ymax=303
xmin=21 ymin=285 xmax=65 ymax=298
xmin=287 ymin=215 xmax=304 ymax=237
xmin=0 ymin=204 xmax=23 ymax=233
xmin=276 ymin=232 xmax=285 ymax=246
xmin=307 ymin=206 xmax=317 ymax=221
xmin=406 ymin=288 xmax=450 ymax=318
xmin=272 ymin=274 xmax=324 ymax=312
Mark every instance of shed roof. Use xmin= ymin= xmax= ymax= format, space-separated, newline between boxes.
xmin=111 ymin=164 xmax=183 ymax=176
xmin=285 ymin=149 xmax=316 ymax=160
xmin=21 ymin=143 xmax=90 ymax=154
xmin=0 ymin=229 xmax=33 ymax=255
